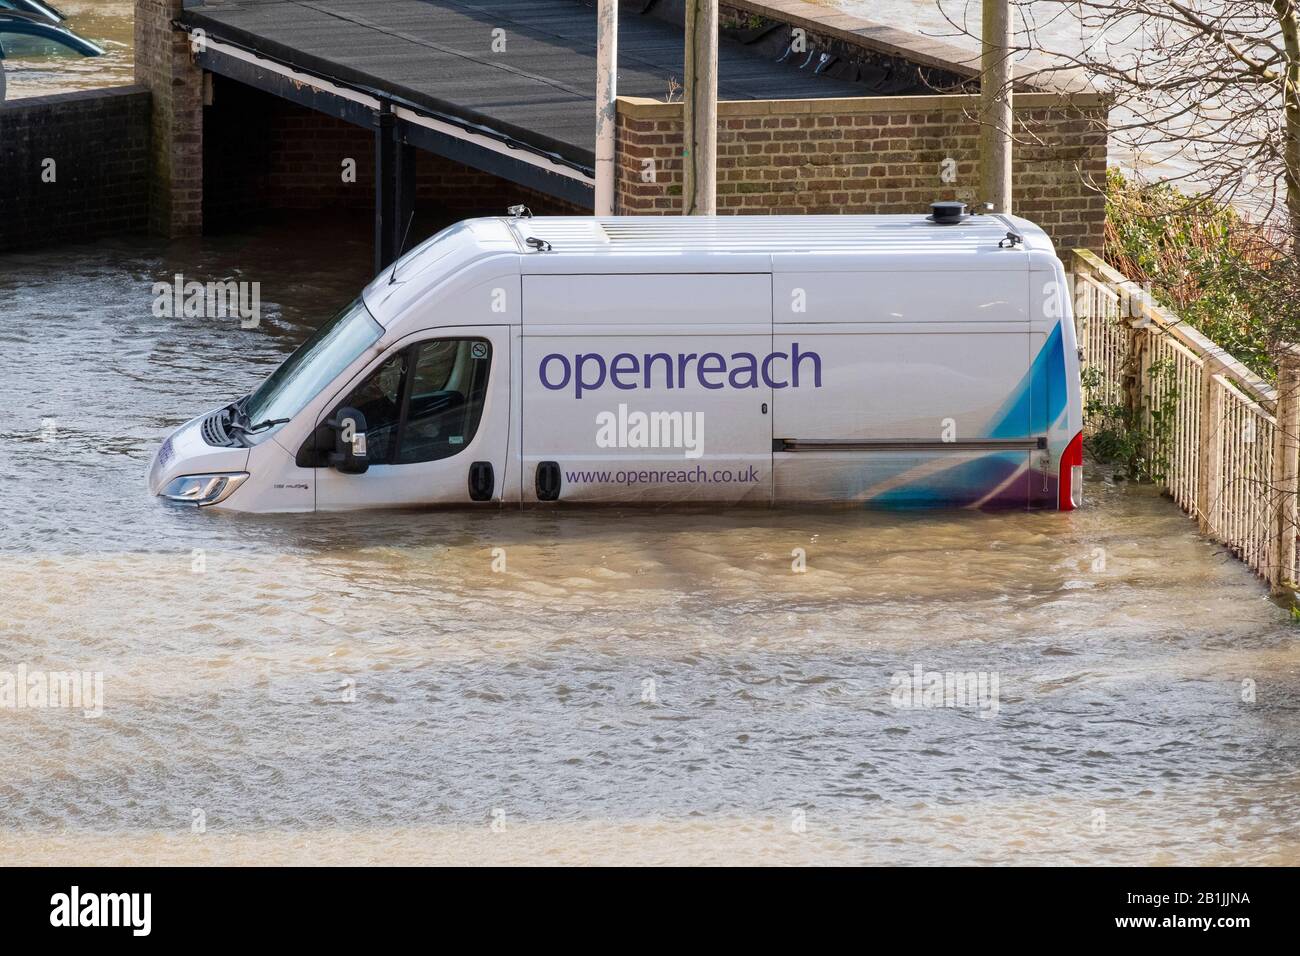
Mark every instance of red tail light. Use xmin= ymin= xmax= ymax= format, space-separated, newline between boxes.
xmin=1058 ymin=430 xmax=1084 ymax=511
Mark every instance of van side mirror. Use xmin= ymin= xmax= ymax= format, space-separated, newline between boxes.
xmin=325 ymin=406 xmax=370 ymax=474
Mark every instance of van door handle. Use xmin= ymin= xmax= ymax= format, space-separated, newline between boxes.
xmin=536 ymin=461 xmax=561 ymax=501
xmin=468 ymin=461 xmax=494 ymax=501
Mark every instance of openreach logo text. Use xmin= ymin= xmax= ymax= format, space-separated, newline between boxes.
xmin=0 ymin=665 xmax=103 ymax=718
xmin=50 ymin=887 xmax=151 ymax=936
xmin=539 ymin=344 xmax=823 ymax=398
xmin=890 ymin=663 xmax=1000 ymax=719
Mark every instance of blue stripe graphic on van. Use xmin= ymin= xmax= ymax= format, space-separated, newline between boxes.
xmin=870 ymin=451 xmax=1026 ymax=508
xmin=864 ymin=323 xmax=1068 ymax=508
xmin=986 ymin=322 xmax=1066 ymax=439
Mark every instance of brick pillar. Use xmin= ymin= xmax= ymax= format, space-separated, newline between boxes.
xmin=135 ymin=0 xmax=203 ymax=237
xmin=615 ymin=97 xmax=683 ymax=214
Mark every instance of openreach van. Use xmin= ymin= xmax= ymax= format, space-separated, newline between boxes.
xmin=149 ymin=205 xmax=1084 ymax=513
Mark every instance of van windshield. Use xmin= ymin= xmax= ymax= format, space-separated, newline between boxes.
xmin=242 ymin=299 xmax=383 ymax=426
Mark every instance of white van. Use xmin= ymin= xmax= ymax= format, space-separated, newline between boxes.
xmin=149 ymin=209 xmax=1083 ymax=513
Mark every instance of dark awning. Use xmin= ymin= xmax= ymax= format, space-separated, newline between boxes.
xmin=180 ymin=0 xmax=871 ymax=170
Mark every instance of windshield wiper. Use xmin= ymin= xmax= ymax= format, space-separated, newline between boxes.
xmin=228 ymin=417 xmax=289 ymax=435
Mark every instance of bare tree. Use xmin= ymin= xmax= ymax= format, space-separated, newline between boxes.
xmin=942 ymin=1 xmax=1300 ymax=253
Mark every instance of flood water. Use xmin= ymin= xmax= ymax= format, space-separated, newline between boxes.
xmin=1 ymin=220 xmax=1297 ymax=865
xmin=0 ymin=0 xmax=134 ymax=100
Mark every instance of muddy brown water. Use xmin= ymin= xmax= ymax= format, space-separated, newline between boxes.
xmin=0 ymin=222 xmax=1296 ymax=864
xmin=0 ymin=1 xmax=134 ymax=100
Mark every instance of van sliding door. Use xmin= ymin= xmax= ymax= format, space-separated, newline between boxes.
xmin=771 ymin=269 xmax=1034 ymax=508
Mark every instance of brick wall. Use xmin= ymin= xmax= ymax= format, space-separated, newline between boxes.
xmin=135 ymin=0 xmax=203 ymax=237
xmin=616 ymin=92 xmax=1108 ymax=252
xmin=0 ymin=87 xmax=151 ymax=253
xmin=204 ymin=78 xmax=585 ymax=231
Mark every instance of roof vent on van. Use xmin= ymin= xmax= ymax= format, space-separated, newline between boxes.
xmin=927 ymin=201 xmax=968 ymax=225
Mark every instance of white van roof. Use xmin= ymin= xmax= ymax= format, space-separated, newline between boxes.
xmin=364 ymin=213 xmax=1060 ymax=325
xmin=506 ymin=214 xmax=1055 ymax=274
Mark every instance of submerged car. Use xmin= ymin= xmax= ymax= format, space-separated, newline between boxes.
xmin=0 ymin=7 xmax=102 ymax=100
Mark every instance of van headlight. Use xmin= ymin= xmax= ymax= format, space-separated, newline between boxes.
xmin=160 ymin=473 xmax=249 ymax=506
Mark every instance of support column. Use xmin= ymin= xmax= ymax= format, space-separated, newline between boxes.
xmin=1269 ymin=344 xmax=1300 ymax=594
xmin=682 ymin=0 xmax=717 ymax=215
xmin=394 ymin=131 xmax=417 ymax=258
xmin=373 ymin=102 xmax=397 ymax=274
xmin=594 ymin=0 xmax=618 ymax=216
xmin=979 ymin=0 xmax=1013 ymax=214
xmin=135 ymin=0 xmax=204 ymax=237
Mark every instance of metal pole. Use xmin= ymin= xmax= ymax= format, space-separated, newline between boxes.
xmin=394 ymin=134 xmax=416 ymax=259
xmin=594 ymin=0 xmax=618 ymax=216
xmin=373 ymin=101 xmax=397 ymax=274
xmin=683 ymin=0 xmax=718 ymax=215
xmin=979 ymin=0 xmax=1013 ymax=214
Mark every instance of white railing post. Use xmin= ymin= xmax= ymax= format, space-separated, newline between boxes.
xmin=1269 ymin=345 xmax=1300 ymax=594
xmin=1198 ymin=367 xmax=1225 ymax=535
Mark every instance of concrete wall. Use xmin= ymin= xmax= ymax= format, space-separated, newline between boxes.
xmin=615 ymin=93 xmax=1108 ymax=252
xmin=0 ymin=87 xmax=151 ymax=253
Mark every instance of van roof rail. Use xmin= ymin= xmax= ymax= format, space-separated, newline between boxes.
xmin=500 ymin=214 xmax=1046 ymax=259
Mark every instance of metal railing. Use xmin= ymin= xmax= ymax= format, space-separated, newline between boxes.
xmin=1070 ymin=249 xmax=1299 ymax=591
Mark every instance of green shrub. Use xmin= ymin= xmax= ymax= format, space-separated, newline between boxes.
xmin=1081 ymin=359 xmax=1179 ymax=481
xmin=1104 ymin=170 xmax=1298 ymax=382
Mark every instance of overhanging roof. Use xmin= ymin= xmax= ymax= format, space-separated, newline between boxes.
xmin=181 ymin=0 xmax=872 ymax=173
